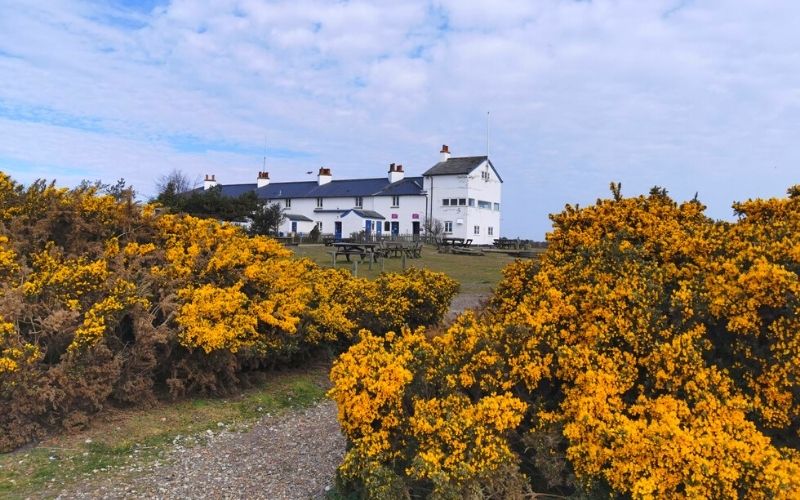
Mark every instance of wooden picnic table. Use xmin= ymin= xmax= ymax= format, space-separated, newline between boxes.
xmin=380 ymin=241 xmax=422 ymax=258
xmin=329 ymin=242 xmax=378 ymax=266
xmin=440 ymin=237 xmax=465 ymax=247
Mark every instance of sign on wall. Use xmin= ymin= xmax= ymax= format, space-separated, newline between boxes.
xmin=412 ymin=213 xmax=419 ymax=219
xmin=391 ymin=214 xmax=398 ymax=219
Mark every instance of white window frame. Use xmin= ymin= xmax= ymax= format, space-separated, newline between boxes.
xmin=473 ymin=225 xmax=480 ymax=235
xmin=285 ymin=198 xmax=291 ymax=208
xmin=355 ymin=196 xmax=363 ymax=208
xmin=444 ymin=221 xmax=453 ymax=233
xmin=442 ymin=199 xmax=450 ymax=206
xmin=316 ymin=197 xmax=323 ymax=208
xmin=391 ymin=195 xmax=400 ymax=207
xmin=488 ymin=226 xmax=494 ymax=236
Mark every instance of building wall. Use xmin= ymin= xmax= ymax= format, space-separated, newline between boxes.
xmin=424 ymin=161 xmax=502 ymax=245
xmin=272 ymin=192 xmax=427 ymax=237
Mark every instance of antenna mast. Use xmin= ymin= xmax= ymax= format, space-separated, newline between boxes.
xmin=262 ymin=137 xmax=267 ymax=170
xmin=486 ymin=111 xmax=490 ymax=157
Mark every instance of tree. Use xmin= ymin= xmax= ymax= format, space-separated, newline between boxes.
xmin=248 ymin=202 xmax=286 ymax=236
xmin=423 ymin=216 xmax=444 ymax=240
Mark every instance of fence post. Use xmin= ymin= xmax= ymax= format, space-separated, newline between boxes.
xmin=402 ymin=252 xmax=406 ymax=271
xmin=353 ymin=259 xmax=358 ymax=277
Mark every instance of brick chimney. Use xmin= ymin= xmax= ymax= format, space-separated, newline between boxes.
xmin=203 ymin=174 xmax=218 ymax=190
xmin=388 ymin=162 xmax=404 ymax=183
xmin=440 ymin=144 xmax=450 ymax=163
xmin=257 ymin=171 xmax=270 ymax=188
xmin=317 ymin=167 xmax=332 ymax=186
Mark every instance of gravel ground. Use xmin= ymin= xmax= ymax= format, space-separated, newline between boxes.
xmin=50 ymin=292 xmax=487 ymax=500
xmin=53 ymin=400 xmax=345 ymax=500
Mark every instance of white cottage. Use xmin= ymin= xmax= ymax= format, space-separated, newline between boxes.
xmin=200 ymin=144 xmax=503 ymax=245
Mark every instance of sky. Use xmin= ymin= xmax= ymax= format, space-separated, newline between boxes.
xmin=1 ymin=0 xmax=798 ymax=238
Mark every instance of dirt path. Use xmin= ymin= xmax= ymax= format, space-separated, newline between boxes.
xmin=52 ymin=292 xmax=488 ymax=500
xmin=53 ymin=401 xmax=344 ymax=499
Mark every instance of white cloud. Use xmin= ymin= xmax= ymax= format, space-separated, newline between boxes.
xmin=1 ymin=0 xmax=799 ymax=237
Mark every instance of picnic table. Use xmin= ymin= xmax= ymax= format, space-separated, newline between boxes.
xmin=379 ymin=241 xmax=422 ymax=258
xmin=493 ymin=238 xmax=519 ymax=249
xmin=328 ymin=242 xmax=378 ymax=266
xmin=437 ymin=238 xmax=473 ymax=252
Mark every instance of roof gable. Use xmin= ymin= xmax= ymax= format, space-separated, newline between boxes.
xmin=422 ymin=156 xmax=503 ymax=182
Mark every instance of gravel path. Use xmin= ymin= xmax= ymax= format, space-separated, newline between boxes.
xmin=51 ymin=292 xmax=487 ymax=500
xmin=54 ymin=401 xmax=344 ymax=500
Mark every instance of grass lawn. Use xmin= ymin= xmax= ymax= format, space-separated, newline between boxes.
xmin=0 ymin=363 xmax=330 ymax=499
xmin=292 ymin=244 xmax=536 ymax=294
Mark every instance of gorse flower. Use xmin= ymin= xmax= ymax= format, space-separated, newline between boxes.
xmin=330 ymin=185 xmax=800 ymax=499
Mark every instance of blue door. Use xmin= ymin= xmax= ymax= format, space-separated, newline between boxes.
xmin=334 ymin=221 xmax=342 ymax=240
xmin=291 ymin=221 xmax=297 ymax=233
xmin=365 ymin=220 xmax=372 ymax=236
xmin=376 ymin=221 xmax=382 ymax=237
xmin=391 ymin=221 xmax=399 ymax=236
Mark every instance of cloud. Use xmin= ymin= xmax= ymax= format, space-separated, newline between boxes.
xmin=1 ymin=0 xmax=799 ymax=237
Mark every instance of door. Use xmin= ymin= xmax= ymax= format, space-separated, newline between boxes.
xmin=391 ymin=221 xmax=399 ymax=236
xmin=412 ymin=221 xmax=420 ymax=238
xmin=365 ymin=220 xmax=372 ymax=236
xmin=291 ymin=221 xmax=297 ymax=233
xmin=334 ymin=221 xmax=342 ymax=241
xmin=376 ymin=221 xmax=382 ymax=237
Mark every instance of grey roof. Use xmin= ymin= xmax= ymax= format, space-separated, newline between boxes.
xmin=285 ymin=213 xmax=313 ymax=222
xmin=342 ymin=209 xmax=385 ymax=220
xmin=256 ymin=177 xmax=424 ymax=200
xmin=188 ymin=183 xmax=257 ymax=197
xmin=422 ymin=156 xmax=503 ymax=182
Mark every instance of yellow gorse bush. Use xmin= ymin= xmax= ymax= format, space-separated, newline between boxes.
xmin=0 ymin=171 xmax=458 ymax=451
xmin=330 ymin=185 xmax=800 ymax=498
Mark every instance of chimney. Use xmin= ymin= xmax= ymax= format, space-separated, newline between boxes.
xmin=203 ymin=174 xmax=218 ymax=190
xmin=257 ymin=171 xmax=270 ymax=188
xmin=440 ymin=144 xmax=451 ymax=163
xmin=388 ymin=162 xmax=404 ymax=183
xmin=317 ymin=167 xmax=332 ymax=186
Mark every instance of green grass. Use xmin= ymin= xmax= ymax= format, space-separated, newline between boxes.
xmin=292 ymin=243 xmax=535 ymax=294
xmin=0 ymin=365 xmax=329 ymax=499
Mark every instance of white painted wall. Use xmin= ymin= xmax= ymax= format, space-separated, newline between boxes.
xmin=423 ymin=160 xmax=502 ymax=245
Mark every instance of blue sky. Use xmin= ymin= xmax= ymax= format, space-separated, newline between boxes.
xmin=1 ymin=0 xmax=798 ymax=238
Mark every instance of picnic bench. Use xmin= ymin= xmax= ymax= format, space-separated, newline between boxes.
xmin=328 ymin=242 xmax=378 ymax=267
xmin=437 ymin=238 xmax=473 ymax=253
xmin=493 ymin=238 xmax=520 ymax=249
xmin=378 ymin=241 xmax=422 ymax=259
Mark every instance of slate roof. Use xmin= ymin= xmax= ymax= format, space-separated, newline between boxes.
xmin=188 ymin=183 xmax=257 ymax=197
xmin=285 ymin=213 xmax=313 ymax=222
xmin=422 ymin=156 xmax=503 ymax=182
xmin=341 ymin=209 xmax=385 ymax=220
xmin=256 ymin=177 xmax=424 ymax=200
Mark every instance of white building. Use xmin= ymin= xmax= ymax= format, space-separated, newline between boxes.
xmin=202 ymin=145 xmax=503 ymax=245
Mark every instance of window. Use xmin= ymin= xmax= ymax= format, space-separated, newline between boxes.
xmin=392 ymin=195 xmax=400 ymax=207
xmin=444 ymin=221 xmax=453 ymax=233
xmin=494 ymin=202 xmax=500 ymax=211
xmin=450 ymin=198 xmax=458 ymax=205
xmin=316 ymin=197 xmax=323 ymax=208
xmin=488 ymin=227 xmax=494 ymax=236
xmin=355 ymin=196 xmax=363 ymax=208
xmin=474 ymin=225 xmax=480 ymax=235
xmin=458 ymin=198 xmax=466 ymax=206
xmin=468 ymin=198 xmax=475 ymax=207
xmin=285 ymin=198 xmax=291 ymax=208
xmin=316 ymin=221 xmax=323 ymax=231
xmin=482 ymin=170 xmax=490 ymax=181
xmin=384 ymin=221 xmax=390 ymax=231
xmin=478 ymin=200 xmax=492 ymax=209
xmin=442 ymin=199 xmax=450 ymax=206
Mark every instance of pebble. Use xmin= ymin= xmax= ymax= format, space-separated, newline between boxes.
xmin=52 ymin=400 xmax=345 ymax=499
